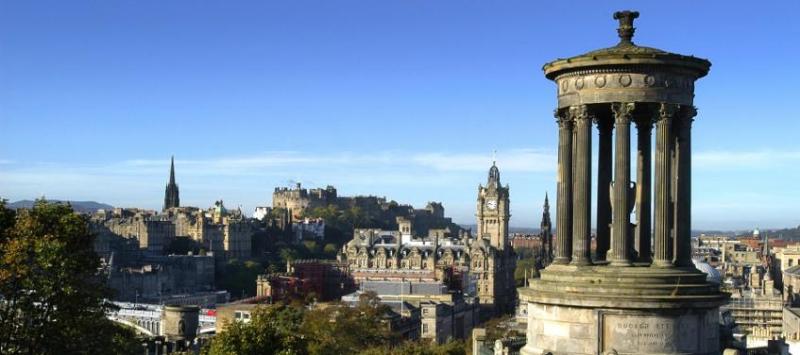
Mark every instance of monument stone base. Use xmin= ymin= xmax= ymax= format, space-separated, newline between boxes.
xmin=519 ymin=265 xmax=728 ymax=355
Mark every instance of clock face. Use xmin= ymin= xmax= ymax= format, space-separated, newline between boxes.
xmin=485 ymin=199 xmax=497 ymax=210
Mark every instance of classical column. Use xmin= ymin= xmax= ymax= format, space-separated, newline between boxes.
xmin=673 ymin=106 xmax=696 ymax=267
xmin=635 ymin=115 xmax=653 ymax=263
xmin=610 ymin=102 xmax=635 ymax=266
xmin=553 ymin=110 xmax=573 ymax=265
xmin=653 ymin=103 xmax=677 ymax=267
xmin=571 ymin=105 xmax=592 ymax=266
xmin=595 ymin=115 xmax=613 ymax=262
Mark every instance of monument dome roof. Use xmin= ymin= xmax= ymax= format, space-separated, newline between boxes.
xmin=543 ymin=10 xmax=710 ymax=80
xmin=693 ymin=259 xmax=722 ymax=285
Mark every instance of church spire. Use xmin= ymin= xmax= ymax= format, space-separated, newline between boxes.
xmin=163 ymin=156 xmax=180 ymax=211
xmin=169 ymin=155 xmax=176 ymax=184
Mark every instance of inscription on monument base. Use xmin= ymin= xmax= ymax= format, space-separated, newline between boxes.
xmin=602 ymin=313 xmax=698 ymax=354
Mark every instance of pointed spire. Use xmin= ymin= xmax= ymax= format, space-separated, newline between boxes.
xmin=163 ymin=155 xmax=180 ymax=211
xmin=169 ymin=155 xmax=176 ymax=184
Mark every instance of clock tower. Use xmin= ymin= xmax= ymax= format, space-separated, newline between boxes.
xmin=477 ymin=161 xmax=510 ymax=250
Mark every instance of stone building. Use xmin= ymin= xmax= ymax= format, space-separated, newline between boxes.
xmin=106 ymin=254 xmax=220 ymax=306
xmin=94 ymin=209 xmax=176 ymax=255
xmin=344 ymin=162 xmax=517 ymax=315
xmin=519 ymin=11 xmax=728 ymax=355
xmin=726 ymin=287 xmax=783 ymax=348
xmin=167 ymin=201 xmax=254 ymax=259
xmin=291 ymin=217 xmax=325 ymax=242
xmin=341 ymin=281 xmax=480 ymax=344
xmin=272 ymin=183 xmax=337 ymax=218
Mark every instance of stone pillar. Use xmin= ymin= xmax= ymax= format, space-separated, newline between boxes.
xmin=653 ymin=103 xmax=677 ymax=267
xmin=553 ymin=110 xmax=573 ymax=264
xmin=610 ymin=102 xmax=635 ymax=266
xmin=595 ymin=115 xmax=613 ymax=262
xmin=673 ymin=106 xmax=696 ymax=267
xmin=635 ymin=115 xmax=653 ymax=263
xmin=571 ymin=105 xmax=592 ymax=266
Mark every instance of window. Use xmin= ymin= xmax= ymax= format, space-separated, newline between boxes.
xmin=234 ymin=311 xmax=252 ymax=323
xmin=422 ymin=324 xmax=429 ymax=333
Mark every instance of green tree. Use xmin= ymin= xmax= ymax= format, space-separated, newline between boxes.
xmin=322 ymin=243 xmax=338 ymax=256
xmin=279 ymin=247 xmax=300 ymax=263
xmin=479 ymin=314 xmax=523 ymax=346
xmin=302 ymin=240 xmax=319 ymax=255
xmin=514 ymin=256 xmax=539 ymax=287
xmin=216 ymin=259 xmax=263 ymax=299
xmin=301 ymin=295 xmax=396 ymax=355
xmin=0 ymin=199 xmax=142 ymax=354
xmin=201 ymin=304 xmax=307 ymax=355
xmin=360 ymin=340 xmax=467 ymax=355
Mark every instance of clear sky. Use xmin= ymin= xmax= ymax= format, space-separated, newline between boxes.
xmin=1 ymin=1 xmax=799 ymax=230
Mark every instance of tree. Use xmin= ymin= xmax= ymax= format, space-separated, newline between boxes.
xmin=216 ymin=259 xmax=263 ymax=299
xmin=479 ymin=314 xmax=523 ymax=346
xmin=201 ymin=304 xmax=306 ymax=355
xmin=322 ymin=243 xmax=338 ymax=256
xmin=0 ymin=199 xmax=142 ymax=354
xmin=202 ymin=295 xmax=398 ymax=355
xmin=301 ymin=296 xmax=396 ymax=355
xmin=360 ymin=340 xmax=467 ymax=355
xmin=302 ymin=240 xmax=319 ymax=255
xmin=280 ymin=247 xmax=299 ymax=263
xmin=514 ymin=256 xmax=539 ymax=287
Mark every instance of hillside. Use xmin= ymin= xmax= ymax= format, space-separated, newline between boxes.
xmin=6 ymin=200 xmax=113 ymax=214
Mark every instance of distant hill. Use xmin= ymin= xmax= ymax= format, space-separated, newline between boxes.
xmin=7 ymin=200 xmax=113 ymax=214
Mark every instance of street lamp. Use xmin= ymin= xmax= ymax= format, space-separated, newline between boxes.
xmin=141 ymin=342 xmax=148 ymax=355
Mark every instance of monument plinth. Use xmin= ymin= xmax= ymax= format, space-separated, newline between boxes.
xmin=520 ymin=11 xmax=728 ymax=355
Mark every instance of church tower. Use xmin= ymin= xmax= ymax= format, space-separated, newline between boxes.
xmin=476 ymin=161 xmax=510 ymax=250
xmin=163 ymin=156 xmax=180 ymax=211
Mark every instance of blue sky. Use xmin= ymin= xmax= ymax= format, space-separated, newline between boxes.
xmin=1 ymin=1 xmax=799 ymax=230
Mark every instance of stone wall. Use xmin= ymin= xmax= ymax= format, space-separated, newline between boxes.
xmin=523 ymin=303 xmax=720 ymax=355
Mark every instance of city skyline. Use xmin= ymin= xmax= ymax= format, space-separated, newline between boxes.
xmin=2 ymin=1 xmax=800 ymax=230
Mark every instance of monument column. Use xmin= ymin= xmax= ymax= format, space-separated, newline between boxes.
xmin=553 ymin=110 xmax=573 ymax=264
xmin=610 ymin=102 xmax=635 ymax=266
xmin=653 ymin=103 xmax=676 ymax=267
xmin=571 ymin=105 xmax=592 ymax=266
xmin=635 ymin=114 xmax=653 ymax=263
xmin=673 ymin=106 xmax=696 ymax=267
xmin=595 ymin=115 xmax=613 ymax=262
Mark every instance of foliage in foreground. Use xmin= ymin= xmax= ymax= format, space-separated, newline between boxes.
xmin=360 ymin=340 xmax=467 ymax=355
xmin=202 ymin=292 xmax=465 ymax=355
xmin=0 ymin=199 xmax=143 ymax=355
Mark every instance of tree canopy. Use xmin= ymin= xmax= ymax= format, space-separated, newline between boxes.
xmin=200 ymin=293 xmax=462 ymax=355
xmin=0 ymin=199 xmax=142 ymax=354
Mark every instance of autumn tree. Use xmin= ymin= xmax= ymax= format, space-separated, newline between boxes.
xmin=0 ymin=199 xmax=141 ymax=354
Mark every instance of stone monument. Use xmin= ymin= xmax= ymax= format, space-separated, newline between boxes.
xmin=519 ymin=11 xmax=729 ymax=355
xmin=161 ymin=305 xmax=199 ymax=342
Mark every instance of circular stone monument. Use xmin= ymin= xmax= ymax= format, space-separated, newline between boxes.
xmin=161 ymin=305 xmax=200 ymax=342
xmin=519 ymin=11 xmax=729 ymax=355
